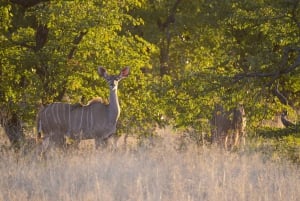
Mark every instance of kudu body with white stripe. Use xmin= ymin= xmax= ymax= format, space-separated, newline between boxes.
xmin=37 ymin=67 xmax=129 ymax=149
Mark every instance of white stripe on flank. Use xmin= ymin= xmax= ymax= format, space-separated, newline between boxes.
xmin=62 ymin=103 xmax=66 ymax=127
xmin=79 ymin=108 xmax=84 ymax=132
xmin=51 ymin=104 xmax=57 ymax=125
xmin=56 ymin=103 xmax=61 ymax=123
xmin=86 ymin=107 xmax=90 ymax=132
xmin=38 ymin=119 xmax=42 ymax=133
xmin=44 ymin=106 xmax=50 ymax=133
xmin=68 ymin=104 xmax=71 ymax=134
xmin=90 ymin=107 xmax=94 ymax=131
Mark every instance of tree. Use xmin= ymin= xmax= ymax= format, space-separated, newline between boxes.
xmin=131 ymin=0 xmax=300 ymax=140
xmin=1 ymin=0 xmax=299 ymax=149
xmin=0 ymin=0 xmax=159 ymax=147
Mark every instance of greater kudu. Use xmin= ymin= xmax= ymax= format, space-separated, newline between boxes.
xmin=210 ymin=104 xmax=246 ymax=150
xmin=37 ymin=67 xmax=129 ymax=150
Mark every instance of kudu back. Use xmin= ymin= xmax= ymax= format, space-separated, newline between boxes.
xmin=37 ymin=67 xmax=129 ymax=150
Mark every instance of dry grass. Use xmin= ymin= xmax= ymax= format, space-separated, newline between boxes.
xmin=0 ymin=134 xmax=300 ymax=201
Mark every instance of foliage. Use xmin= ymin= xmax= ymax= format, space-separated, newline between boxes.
xmin=0 ymin=0 xmax=300 ymax=144
xmin=249 ymin=126 xmax=300 ymax=163
xmin=130 ymin=0 xmax=300 ymax=130
xmin=0 ymin=0 xmax=158 ymax=135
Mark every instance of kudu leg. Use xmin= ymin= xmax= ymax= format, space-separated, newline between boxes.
xmin=50 ymin=133 xmax=66 ymax=148
xmin=95 ymin=137 xmax=105 ymax=149
xmin=233 ymin=130 xmax=240 ymax=148
xmin=37 ymin=136 xmax=50 ymax=160
xmin=95 ymin=136 xmax=112 ymax=149
xmin=38 ymin=133 xmax=66 ymax=158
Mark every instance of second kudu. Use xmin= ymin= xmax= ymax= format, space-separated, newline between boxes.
xmin=37 ymin=67 xmax=129 ymax=150
xmin=210 ymin=104 xmax=246 ymax=150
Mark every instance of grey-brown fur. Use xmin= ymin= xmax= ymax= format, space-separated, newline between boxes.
xmin=37 ymin=67 xmax=129 ymax=150
xmin=210 ymin=104 xmax=246 ymax=150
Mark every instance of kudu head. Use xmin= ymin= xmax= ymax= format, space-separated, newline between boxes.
xmin=98 ymin=67 xmax=130 ymax=90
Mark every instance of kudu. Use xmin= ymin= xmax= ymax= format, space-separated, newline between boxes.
xmin=210 ymin=104 xmax=246 ymax=150
xmin=37 ymin=67 xmax=129 ymax=151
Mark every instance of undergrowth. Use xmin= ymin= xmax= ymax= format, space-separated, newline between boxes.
xmin=251 ymin=126 xmax=300 ymax=164
xmin=0 ymin=131 xmax=300 ymax=201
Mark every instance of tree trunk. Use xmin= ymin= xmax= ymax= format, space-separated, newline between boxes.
xmin=0 ymin=109 xmax=24 ymax=149
xmin=156 ymin=0 xmax=182 ymax=77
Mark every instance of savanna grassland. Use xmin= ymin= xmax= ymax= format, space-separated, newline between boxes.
xmin=1 ymin=1 xmax=300 ymax=200
xmin=0 ymin=132 xmax=299 ymax=201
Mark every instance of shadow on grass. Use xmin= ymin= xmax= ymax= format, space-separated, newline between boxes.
xmin=252 ymin=125 xmax=300 ymax=164
xmin=256 ymin=125 xmax=300 ymax=139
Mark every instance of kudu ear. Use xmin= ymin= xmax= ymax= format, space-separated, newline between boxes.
xmin=98 ymin=67 xmax=108 ymax=78
xmin=119 ymin=67 xmax=130 ymax=78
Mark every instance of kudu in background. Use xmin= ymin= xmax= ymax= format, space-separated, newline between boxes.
xmin=37 ymin=67 xmax=129 ymax=151
xmin=210 ymin=104 xmax=246 ymax=150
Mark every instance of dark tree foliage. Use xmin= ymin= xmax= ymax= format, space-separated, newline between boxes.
xmin=0 ymin=0 xmax=299 ymax=148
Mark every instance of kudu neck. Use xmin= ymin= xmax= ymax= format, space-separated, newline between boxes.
xmin=108 ymin=87 xmax=120 ymax=122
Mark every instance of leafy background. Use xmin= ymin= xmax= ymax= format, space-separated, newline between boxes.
xmin=0 ymin=0 xmax=299 ymax=150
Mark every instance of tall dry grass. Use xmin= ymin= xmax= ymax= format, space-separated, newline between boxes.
xmin=0 ymin=137 xmax=299 ymax=201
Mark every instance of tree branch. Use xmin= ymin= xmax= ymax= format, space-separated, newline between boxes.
xmin=9 ymin=0 xmax=49 ymax=8
xmin=272 ymin=83 xmax=289 ymax=106
xmin=68 ymin=31 xmax=88 ymax=59
xmin=157 ymin=0 xmax=182 ymax=76
xmin=291 ymin=0 xmax=300 ymax=29
xmin=234 ymin=46 xmax=300 ymax=81
xmin=35 ymin=25 xmax=48 ymax=51
xmin=157 ymin=0 xmax=182 ymax=31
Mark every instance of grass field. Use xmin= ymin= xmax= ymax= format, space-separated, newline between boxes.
xmin=0 ymin=133 xmax=299 ymax=201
